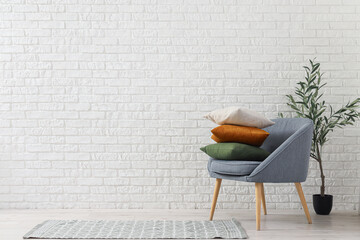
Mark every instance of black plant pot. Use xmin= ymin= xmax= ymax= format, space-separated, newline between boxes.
xmin=313 ymin=194 xmax=333 ymax=215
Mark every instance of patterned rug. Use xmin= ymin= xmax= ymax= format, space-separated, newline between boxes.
xmin=23 ymin=219 xmax=247 ymax=239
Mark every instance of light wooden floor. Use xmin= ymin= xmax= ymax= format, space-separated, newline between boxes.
xmin=1 ymin=209 xmax=359 ymax=240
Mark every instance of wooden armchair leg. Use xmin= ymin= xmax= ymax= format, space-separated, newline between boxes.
xmin=260 ymin=183 xmax=267 ymax=215
xmin=294 ymin=182 xmax=312 ymax=224
xmin=209 ymin=178 xmax=222 ymax=221
xmin=255 ymin=182 xmax=262 ymax=230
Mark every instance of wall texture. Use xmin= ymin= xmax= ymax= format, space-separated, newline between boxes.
xmin=0 ymin=0 xmax=359 ymax=210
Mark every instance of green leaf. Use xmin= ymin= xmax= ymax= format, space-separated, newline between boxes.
xmin=311 ymin=63 xmax=320 ymax=73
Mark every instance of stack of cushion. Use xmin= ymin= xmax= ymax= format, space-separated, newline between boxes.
xmin=201 ymin=107 xmax=275 ymax=161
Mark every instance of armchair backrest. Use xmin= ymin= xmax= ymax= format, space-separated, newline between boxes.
xmin=261 ymin=118 xmax=313 ymax=153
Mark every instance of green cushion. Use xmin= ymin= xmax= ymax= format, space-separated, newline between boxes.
xmin=200 ymin=142 xmax=270 ymax=161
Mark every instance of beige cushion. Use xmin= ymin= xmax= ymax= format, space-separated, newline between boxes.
xmin=204 ymin=106 xmax=275 ymax=128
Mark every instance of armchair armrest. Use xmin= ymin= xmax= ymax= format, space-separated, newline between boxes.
xmin=246 ymin=120 xmax=313 ymax=183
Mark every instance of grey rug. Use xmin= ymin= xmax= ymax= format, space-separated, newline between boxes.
xmin=23 ymin=219 xmax=247 ymax=239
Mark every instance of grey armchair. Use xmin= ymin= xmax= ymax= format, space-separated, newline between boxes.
xmin=208 ymin=118 xmax=313 ymax=230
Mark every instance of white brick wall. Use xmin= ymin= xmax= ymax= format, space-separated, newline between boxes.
xmin=0 ymin=0 xmax=359 ymax=211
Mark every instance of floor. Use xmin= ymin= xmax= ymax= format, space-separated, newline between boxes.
xmin=0 ymin=209 xmax=359 ymax=240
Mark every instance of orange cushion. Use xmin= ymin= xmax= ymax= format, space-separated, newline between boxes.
xmin=211 ymin=125 xmax=269 ymax=146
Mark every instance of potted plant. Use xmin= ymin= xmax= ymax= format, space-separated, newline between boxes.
xmin=280 ymin=59 xmax=360 ymax=215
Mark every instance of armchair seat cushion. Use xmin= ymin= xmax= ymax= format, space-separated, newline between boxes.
xmin=208 ymin=158 xmax=261 ymax=176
